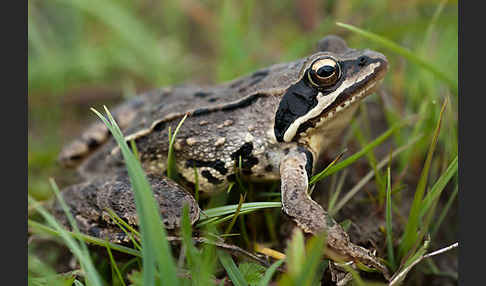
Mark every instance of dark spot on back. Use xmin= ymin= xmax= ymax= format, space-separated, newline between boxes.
xmin=221 ymin=94 xmax=262 ymax=112
xmin=231 ymin=142 xmax=259 ymax=171
xmin=201 ymin=170 xmax=223 ymax=185
xmin=186 ymin=159 xmax=228 ymax=175
xmin=265 ymin=164 xmax=273 ymax=172
xmin=194 ymin=91 xmax=212 ymax=98
xmin=208 ymin=97 xmax=218 ymax=103
xmin=251 ymin=70 xmax=269 ymax=78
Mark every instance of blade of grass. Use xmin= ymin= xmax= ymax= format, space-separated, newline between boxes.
xmin=431 ymin=184 xmax=458 ymax=238
xmin=167 ymin=113 xmax=188 ymax=180
xmin=180 ymin=204 xmax=211 ymax=285
xmin=309 ymin=149 xmax=345 ymax=186
xmin=295 ymin=234 xmax=327 ymax=286
xmin=328 ymin=170 xmax=348 ymax=213
xmin=391 ymin=242 xmax=458 ymax=285
xmin=315 ymin=118 xmax=412 ymax=182
xmin=92 ymin=106 xmax=179 ymax=286
xmin=225 ymin=193 xmax=246 ymax=234
xmin=49 ymin=179 xmax=89 ymax=254
xmin=217 ymin=250 xmax=249 ymax=286
xmin=105 ymin=208 xmax=142 ymax=250
xmin=336 ymin=22 xmax=457 ymax=94
xmin=331 ymin=134 xmax=421 ymax=215
xmin=419 ymin=155 xmax=458 ymax=220
xmin=285 ymin=229 xmax=305 ymax=277
xmin=46 ymin=179 xmax=103 ymax=285
xmin=105 ymin=243 xmax=127 ymax=286
xmin=390 ymin=238 xmax=431 ymax=285
xmin=201 ymin=202 xmax=282 ymax=219
xmin=28 ymin=220 xmax=141 ymax=257
xmin=385 ymin=167 xmax=396 ymax=271
xmin=398 ymin=99 xmax=447 ymax=259
xmin=28 ymin=196 xmax=103 ymax=286
xmin=199 ymin=207 xmax=280 ymax=228
xmin=355 ymin=126 xmax=386 ymax=205
xmin=257 ymin=259 xmax=285 ymax=286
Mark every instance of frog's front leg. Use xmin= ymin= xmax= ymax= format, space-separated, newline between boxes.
xmin=280 ymin=148 xmax=390 ymax=280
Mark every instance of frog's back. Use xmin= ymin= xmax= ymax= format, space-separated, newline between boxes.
xmin=58 ymin=59 xmax=305 ymax=179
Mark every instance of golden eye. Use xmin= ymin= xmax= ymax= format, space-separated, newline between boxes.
xmin=307 ymin=57 xmax=341 ymax=88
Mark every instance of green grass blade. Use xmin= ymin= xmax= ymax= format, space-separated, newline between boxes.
xmin=317 ymin=118 xmax=411 ymax=181
xmin=201 ymin=202 xmax=282 ymax=219
xmin=105 ymin=244 xmax=127 ymax=286
xmin=257 ymin=259 xmax=285 ymax=286
xmin=28 ymin=220 xmax=141 ymax=257
xmin=331 ymin=134 xmax=421 ymax=215
xmin=225 ymin=194 xmax=246 ymax=234
xmin=295 ymin=234 xmax=327 ymax=286
xmin=328 ymin=170 xmax=348 ymax=213
xmin=309 ymin=150 xmax=345 ymax=185
xmin=28 ymin=196 xmax=104 ymax=286
xmin=419 ymin=155 xmax=458 ymax=220
xmin=105 ymin=208 xmax=142 ymax=250
xmin=92 ymin=106 xmax=180 ymax=286
xmin=49 ymin=179 xmax=89 ymax=254
xmin=431 ymin=184 xmax=458 ymax=238
xmin=398 ymin=99 xmax=447 ymax=259
xmin=217 ymin=250 xmax=249 ymax=286
xmin=336 ymin=22 xmax=457 ymax=94
xmin=385 ymin=167 xmax=396 ymax=271
xmin=167 ymin=113 xmax=188 ymax=180
xmin=286 ymin=229 xmax=305 ymax=277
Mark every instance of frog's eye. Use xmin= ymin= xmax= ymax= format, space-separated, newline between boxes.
xmin=307 ymin=57 xmax=341 ymax=88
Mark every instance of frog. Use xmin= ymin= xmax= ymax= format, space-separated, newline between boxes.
xmin=54 ymin=35 xmax=390 ymax=279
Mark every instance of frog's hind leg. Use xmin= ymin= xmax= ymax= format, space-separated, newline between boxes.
xmin=52 ymin=172 xmax=201 ymax=243
xmin=279 ymin=148 xmax=390 ymax=280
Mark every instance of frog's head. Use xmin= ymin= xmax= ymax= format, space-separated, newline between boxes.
xmin=274 ymin=35 xmax=388 ymax=144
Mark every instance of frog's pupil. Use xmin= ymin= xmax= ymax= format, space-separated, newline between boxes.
xmin=317 ymin=65 xmax=335 ymax=77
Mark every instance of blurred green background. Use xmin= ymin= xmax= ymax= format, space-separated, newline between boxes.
xmin=28 ymin=0 xmax=458 ymax=284
xmin=28 ymin=0 xmax=457 ymax=203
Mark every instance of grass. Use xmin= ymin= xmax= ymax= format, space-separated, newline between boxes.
xmin=28 ymin=0 xmax=457 ymax=285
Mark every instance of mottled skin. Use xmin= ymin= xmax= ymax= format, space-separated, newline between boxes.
xmin=51 ymin=171 xmax=200 ymax=243
xmin=55 ymin=36 xmax=389 ymax=279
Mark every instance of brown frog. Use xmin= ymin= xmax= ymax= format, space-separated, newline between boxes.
xmin=54 ymin=35 xmax=389 ymax=278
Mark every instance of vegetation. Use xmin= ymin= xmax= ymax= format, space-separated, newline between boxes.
xmin=28 ymin=0 xmax=458 ymax=285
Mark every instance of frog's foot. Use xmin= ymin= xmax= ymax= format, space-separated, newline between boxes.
xmin=52 ymin=171 xmax=201 ymax=242
xmin=280 ymin=150 xmax=390 ymax=280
